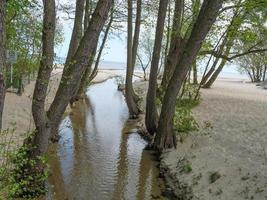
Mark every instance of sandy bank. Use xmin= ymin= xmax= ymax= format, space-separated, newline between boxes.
xmin=158 ymin=79 xmax=267 ymax=200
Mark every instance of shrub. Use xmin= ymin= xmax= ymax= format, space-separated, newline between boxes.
xmin=174 ymin=105 xmax=199 ymax=133
xmin=7 ymin=135 xmax=49 ymax=199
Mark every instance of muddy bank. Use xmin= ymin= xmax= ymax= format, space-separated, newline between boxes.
xmin=134 ymin=78 xmax=267 ymax=200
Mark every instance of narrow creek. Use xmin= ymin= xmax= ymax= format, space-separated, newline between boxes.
xmin=46 ymin=78 xmax=166 ymax=200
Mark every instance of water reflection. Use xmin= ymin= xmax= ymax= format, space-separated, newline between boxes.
xmin=47 ymin=78 xmax=165 ymax=200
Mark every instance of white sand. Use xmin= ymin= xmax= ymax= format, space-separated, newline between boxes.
xmin=161 ymin=78 xmax=267 ymax=200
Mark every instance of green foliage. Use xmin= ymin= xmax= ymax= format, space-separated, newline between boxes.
xmin=7 ymin=135 xmax=49 ymax=199
xmin=0 ymin=126 xmax=17 ymax=191
xmin=174 ymin=103 xmax=199 ymax=133
xmin=177 ymin=157 xmax=193 ymax=174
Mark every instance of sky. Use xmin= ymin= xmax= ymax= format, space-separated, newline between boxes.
xmin=55 ymin=20 xmax=127 ymax=63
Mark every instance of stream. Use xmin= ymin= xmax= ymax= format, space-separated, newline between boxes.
xmin=46 ymin=78 xmax=166 ymax=200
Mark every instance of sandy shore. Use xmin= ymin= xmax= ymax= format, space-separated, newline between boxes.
xmin=159 ymin=78 xmax=267 ymax=200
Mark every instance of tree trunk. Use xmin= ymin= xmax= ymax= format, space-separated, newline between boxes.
xmin=192 ymin=60 xmax=198 ymax=84
xmin=76 ymin=46 xmax=97 ymax=97
xmin=84 ymin=0 xmax=90 ymax=33
xmin=0 ymin=0 xmax=6 ymax=130
xmin=262 ymin=65 xmax=267 ymax=82
xmin=88 ymin=7 xmax=114 ymax=82
xmin=160 ymin=0 xmax=184 ymax=94
xmin=200 ymin=12 xmax=239 ymax=86
xmin=78 ymin=5 xmax=114 ymax=95
xmin=202 ymin=35 xmax=234 ymax=88
xmin=131 ymin=0 xmax=142 ymax=103
xmin=155 ymin=0 xmax=223 ymax=149
xmin=125 ymin=0 xmax=139 ymax=118
xmin=65 ymin=0 xmax=85 ymax=66
xmin=163 ymin=1 xmax=171 ymax=67
xmin=201 ymin=2 xmax=244 ymax=88
xmin=31 ymin=0 xmax=56 ymax=156
xmin=48 ymin=0 xmax=113 ymax=139
xmin=132 ymin=0 xmax=142 ymax=70
xmin=145 ymin=0 xmax=169 ymax=134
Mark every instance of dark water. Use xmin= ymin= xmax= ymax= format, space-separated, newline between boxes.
xmin=46 ymin=78 xmax=166 ymax=200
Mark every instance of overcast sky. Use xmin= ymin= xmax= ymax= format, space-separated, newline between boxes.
xmin=55 ymin=13 xmax=127 ymax=63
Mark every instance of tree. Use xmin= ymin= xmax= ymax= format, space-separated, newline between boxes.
xmin=154 ymin=0 xmax=223 ymax=149
xmin=65 ymin=0 xmax=85 ymax=66
xmin=200 ymin=0 xmax=267 ymax=88
xmin=145 ymin=0 xmax=169 ymax=134
xmin=78 ymin=2 xmax=115 ymax=94
xmin=31 ymin=0 xmax=113 ymax=157
xmin=125 ymin=0 xmax=141 ymax=118
xmin=238 ymin=53 xmax=267 ymax=82
xmin=160 ymin=0 xmax=184 ymax=96
xmin=136 ymin=31 xmax=154 ymax=81
xmin=0 ymin=0 xmax=6 ymax=130
xmin=31 ymin=0 xmax=56 ymax=156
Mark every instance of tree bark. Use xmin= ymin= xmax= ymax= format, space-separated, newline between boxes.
xmin=145 ymin=0 xmax=169 ymax=134
xmin=65 ymin=0 xmax=85 ymax=66
xmin=160 ymin=0 xmax=184 ymax=95
xmin=48 ymin=0 xmax=113 ymax=139
xmin=78 ymin=5 xmax=114 ymax=96
xmin=125 ymin=0 xmax=139 ymax=118
xmin=155 ymin=0 xmax=223 ymax=149
xmin=132 ymin=0 xmax=142 ymax=70
xmin=31 ymin=0 xmax=56 ymax=156
xmin=262 ymin=65 xmax=267 ymax=82
xmin=88 ymin=8 xmax=114 ymax=82
xmin=192 ymin=60 xmax=198 ymax=84
xmin=130 ymin=0 xmax=142 ymax=103
xmin=0 ymin=0 xmax=6 ymax=130
xmin=84 ymin=0 xmax=90 ymax=33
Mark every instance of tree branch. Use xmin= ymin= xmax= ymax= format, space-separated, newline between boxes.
xmin=200 ymin=48 xmax=267 ymax=61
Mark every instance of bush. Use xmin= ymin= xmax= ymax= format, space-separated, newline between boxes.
xmin=174 ymin=105 xmax=199 ymax=133
xmin=7 ymin=135 xmax=49 ymax=199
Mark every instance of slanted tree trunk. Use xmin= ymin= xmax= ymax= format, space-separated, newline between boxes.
xmin=0 ymin=0 xmax=6 ymax=130
xmin=31 ymin=0 xmax=56 ymax=156
xmin=155 ymin=0 xmax=223 ymax=149
xmin=145 ymin=0 xmax=169 ymax=134
xmin=125 ymin=0 xmax=139 ymax=118
xmin=65 ymin=0 xmax=85 ymax=66
xmin=78 ymin=4 xmax=114 ymax=95
xmin=67 ymin=0 xmax=86 ymax=105
xmin=202 ymin=41 xmax=232 ymax=88
xmin=200 ymin=14 xmax=236 ymax=86
xmin=201 ymin=2 xmax=244 ymax=88
xmin=46 ymin=0 xmax=112 ymax=144
xmin=202 ymin=22 xmax=239 ymax=88
xmin=160 ymin=0 xmax=184 ymax=94
xmin=88 ymin=7 xmax=114 ymax=82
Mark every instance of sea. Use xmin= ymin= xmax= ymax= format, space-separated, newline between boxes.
xmin=54 ymin=57 xmax=248 ymax=80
